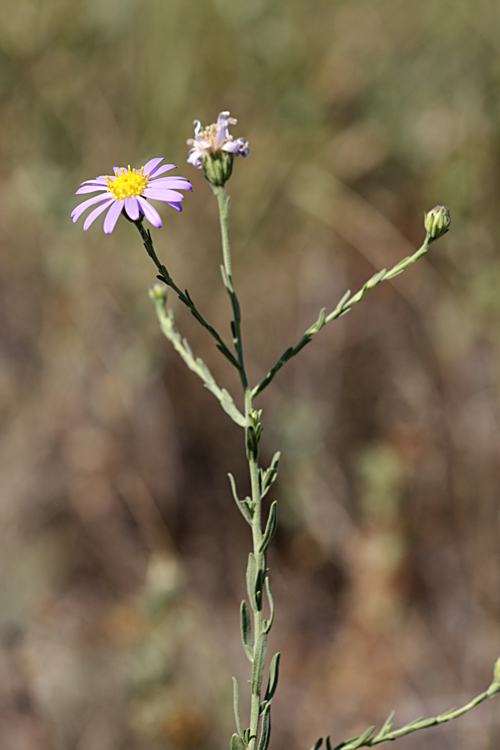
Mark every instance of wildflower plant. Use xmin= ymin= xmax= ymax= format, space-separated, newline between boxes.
xmin=73 ymin=113 xmax=500 ymax=750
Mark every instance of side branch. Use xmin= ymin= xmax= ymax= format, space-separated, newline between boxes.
xmin=316 ymin=661 xmax=500 ymax=750
xmin=150 ymin=291 xmax=246 ymax=428
xmin=252 ymin=234 xmax=434 ymax=399
xmin=134 ymin=220 xmax=241 ymax=370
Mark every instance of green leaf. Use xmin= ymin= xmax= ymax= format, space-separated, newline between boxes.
xmin=243 ymin=729 xmax=251 ymax=745
xmin=240 ymin=601 xmax=253 ymax=662
xmin=259 ymin=452 xmax=281 ymax=498
xmin=231 ymin=733 xmax=245 ymax=750
xmin=264 ymin=652 xmax=280 ymax=703
xmin=310 ymin=739 xmax=323 ymax=750
xmin=262 ymin=577 xmax=275 ymax=633
xmin=257 ymin=702 xmax=271 ymax=750
xmin=259 ymin=501 xmax=277 ymax=553
xmin=229 ymin=474 xmax=253 ymax=523
xmin=251 ymin=633 xmax=268 ymax=695
xmin=379 ymin=710 xmax=395 ymax=736
xmin=232 ymin=678 xmax=243 ymax=739
xmin=246 ymin=553 xmax=257 ymax=610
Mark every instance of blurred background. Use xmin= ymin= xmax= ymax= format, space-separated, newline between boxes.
xmin=1 ymin=0 xmax=500 ymax=748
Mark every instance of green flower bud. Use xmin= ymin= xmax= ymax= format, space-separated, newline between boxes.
xmin=202 ymin=151 xmax=234 ymax=187
xmin=149 ymin=284 xmax=168 ymax=305
xmin=424 ymin=205 xmax=451 ymax=240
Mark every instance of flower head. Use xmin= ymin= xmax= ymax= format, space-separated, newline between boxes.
xmin=424 ymin=205 xmax=451 ymax=240
xmin=187 ymin=111 xmax=249 ymax=186
xmin=72 ymin=158 xmax=192 ymax=234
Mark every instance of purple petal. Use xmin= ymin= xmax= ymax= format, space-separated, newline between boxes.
xmin=124 ymin=196 xmax=140 ymax=220
xmin=142 ymin=158 xmax=164 ymax=175
xmin=149 ymin=164 xmax=176 ymax=178
xmin=150 ymin=177 xmax=192 ymax=190
xmin=83 ymin=199 xmax=114 ymax=231
xmin=82 ymin=176 xmax=109 ymax=185
xmin=75 ymin=184 xmax=108 ymax=195
xmin=103 ymin=200 xmax=124 ymax=234
xmin=72 ymin=193 xmax=112 ymax=222
xmin=167 ymin=202 xmax=183 ymax=212
xmin=137 ymin=196 xmax=162 ymax=228
xmin=143 ymin=188 xmax=186 ymax=202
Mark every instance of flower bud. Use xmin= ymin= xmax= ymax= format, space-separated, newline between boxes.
xmin=202 ymin=151 xmax=234 ymax=187
xmin=149 ymin=284 xmax=168 ymax=305
xmin=424 ymin=205 xmax=451 ymax=240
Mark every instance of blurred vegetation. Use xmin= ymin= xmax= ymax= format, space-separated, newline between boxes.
xmin=1 ymin=0 xmax=500 ymax=748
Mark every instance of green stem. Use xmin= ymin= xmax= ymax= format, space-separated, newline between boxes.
xmin=133 ymin=220 xmax=240 ymax=369
xmin=330 ymin=676 xmax=500 ymax=750
xmin=252 ymin=234 xmax=434 ymax=399
xmin=214 ymin=186 xmax=270 ymax=750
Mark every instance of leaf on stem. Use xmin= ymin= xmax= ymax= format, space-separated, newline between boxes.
xmin=231 ymin=733 xmax=246 ymax=750
xmin=309 ymin=739 xmax=323 ymax=750
xmin=262 ymin=577 xmax=274 ymax=633
xmin=264 ymin=652 xmax=280 ymax=703
xmin=240 ymin=601 xmax=253 ymax=662
xmin=259 ymin=502 xmax=278 ymax=554
xmin=251 ymin=633 xmax=268 ymax=695
xmin=259 ymin=452 xmax=281 ymax=497
xmin=229 ymin=474 xmax=253 ymax=523
xmin=257 ymin=703 xmax=271 ymax=750
xmin=246 ymin=553 xmax=258 ymax=611
xmin=232 ymin=677 xmax=244 ymax=739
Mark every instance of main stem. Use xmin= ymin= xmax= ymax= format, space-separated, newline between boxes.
xmin=214 ymin=185 xmax=266 ymax=750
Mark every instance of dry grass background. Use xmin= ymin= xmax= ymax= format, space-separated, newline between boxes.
xmin=1 ymin=0 xmax=500 ymax=748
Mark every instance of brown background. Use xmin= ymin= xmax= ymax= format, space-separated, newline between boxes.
xmin=0 ymin=0 xmax=499 ymax=748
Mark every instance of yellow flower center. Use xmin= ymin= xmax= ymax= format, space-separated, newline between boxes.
xmin=107 ymin=166 xmax=149 ymax=200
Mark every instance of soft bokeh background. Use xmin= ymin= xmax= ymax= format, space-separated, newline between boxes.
xmin=1 ymin=0 xmax=500 ymax=748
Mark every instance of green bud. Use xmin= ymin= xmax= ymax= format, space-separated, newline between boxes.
xmin=149 ymin=284 xmax=168 ymax=304
xmin=202 ymin=151 xmax=234 ymax=187
xmin=424 ymin=205 xmax=451 ymax=240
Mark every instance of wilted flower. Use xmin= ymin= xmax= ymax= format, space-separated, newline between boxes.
xmin=187 ymin=112 xmax=249 ymax=186
xmin=72 ymin=158 xmax=192 ymax=234
xmin=424 ymin=205 xmax=451 ymax=240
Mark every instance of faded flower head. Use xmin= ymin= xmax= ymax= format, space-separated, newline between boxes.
xmin=72 ymin=158 xmax=192 ymax=234
xmin=424 ymin=205 xmax=451 ymax=240
xmin=187 ymin=111 xmax=249 ymax=186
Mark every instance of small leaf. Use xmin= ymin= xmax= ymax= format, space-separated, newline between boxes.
xmin=243 ymin=729 xmax=251 ymax=745
xmin=259 ymin=501 xmax=278 ymax=553
xmin=379 ymin=710 xmax=395 ymax=736
xmin=229 ymin=474 xmax=253 ymax=523
xmin=240 ymin=601 xmax=253 ymax=662
xmin=310 ymin=739 xmax=323 ymax=750
xmin=264 ymin=652 xmax=280 ymax=703
xmin=231 ymin=733 xmax=245 ymax=750
xmin=260 ymin=452 xmax=281 ymax=498
xmin=251 ymin=633 xmax=268 ymax=695
xmin=257 ymin=703 xmax=271 ymax=750
xmin=262 ymin=577 xmax=275 ymax=633
xmin=232 ymin=678 xmax=244 ymax=738
xmin=246 ymin=554 xmax=257 ymax=610
xmin=351 ymin=727 xmax=376 ymax=748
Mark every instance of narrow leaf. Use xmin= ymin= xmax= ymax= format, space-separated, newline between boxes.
xmin=264 ymin=652 xmax=280 ymax=703
xmin=232 ymin=678 xmax=244 ymax=738
xmin=257 ymin=703 xmax=271 ymax=750
xmin=379 ymin=710 xmax=395 ymax=736
xmin=310 ymin=739 xmax=323 ymax=750
xmin=240 ymin=601 xmax=253 ymax=662
xmin=251 ymin=633 xmax=268 ymax=695
xmin=259 ymin=501 xmax=278 ymax=553
xmin=262 ymin=577 xmax=275 ymax=633
xmin=231 ymin=733 xmax=245 ymax=750
xmin=246 ymin=553 xmax=257 ymax=610
xmin=229 ymin=474 xmax=252 ymax=523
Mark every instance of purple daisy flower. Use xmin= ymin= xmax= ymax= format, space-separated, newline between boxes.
xmin=187 ymin=111 xmax=249 ymax=169
xmin=72 ymin=158 xmax=192 ymax=234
